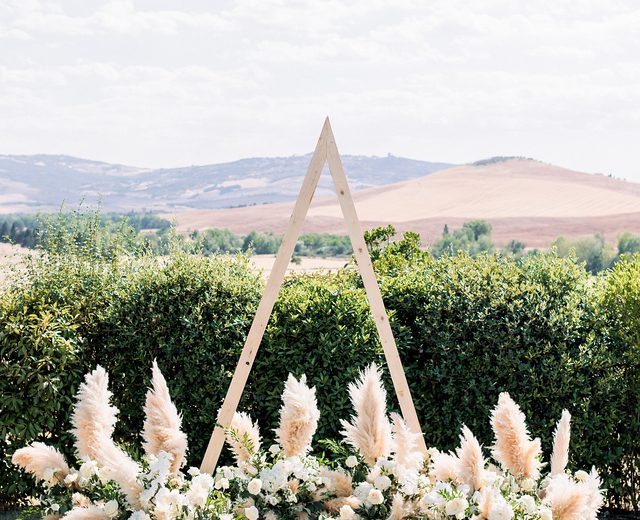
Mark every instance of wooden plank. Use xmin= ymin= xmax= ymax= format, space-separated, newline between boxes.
xmin=324 ymin=120 xmax=427 ymax=454
xmin=200 ymin=119 xmax=330 ymax=473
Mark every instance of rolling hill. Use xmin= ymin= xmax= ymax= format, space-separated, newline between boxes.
xmin=166 ymin=158 xmax=640 ymax=248
xmin=0 ymin=154 xmax=453 ymax=213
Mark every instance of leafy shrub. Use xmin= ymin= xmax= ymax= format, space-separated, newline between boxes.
xmin=1 ymin=235 xmax=639 ymax=510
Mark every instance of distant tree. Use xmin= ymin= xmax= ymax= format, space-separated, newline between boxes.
xmin=364 ymin=225 xmax=396 ymax=261
xmin=431 ymin=220 xmax=495 ymax=258
xmin=552 ymin=234 xmax=615 ymax=274
xmin=618 ymin=232 xmax=640 ymax=256
xmin=443 ymin=224 xmax=449 ymax=236
xmin=503 ymin=239 xmax=526 ymax=256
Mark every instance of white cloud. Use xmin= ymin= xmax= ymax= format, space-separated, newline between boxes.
xmin=0 ymin=0 xmax=638 ymax=181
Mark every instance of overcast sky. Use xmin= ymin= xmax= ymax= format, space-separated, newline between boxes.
xmin=1 ymin=0 xmax=639 ymax=181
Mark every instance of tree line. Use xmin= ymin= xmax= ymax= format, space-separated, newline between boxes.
xmin=1 ymin=211 xmax=639 ymax=273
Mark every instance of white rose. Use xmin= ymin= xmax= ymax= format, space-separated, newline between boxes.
xmin=246 ymin=465 xmax=259 ymax=476
xmin=538 ymin=507 xmax=553 ymax=520
xmin=248 ymin=478 xmax=263 ymax=495
xmin=339 ymin=505 xmax=356 ymax=519
xmin=78 ymin=460 xmax=98 ymax=482
xmin=245 ymin=505 xmax=259 ymax=520
xmin=445 ymin=497 xmax=468 ymax=516
xmin=345 ymin=456 xmax=358 ymax=468
xmin=187 ymin=467 xmax=200 ymax=477
xmin=488 ymin=504 xmax=514 ymax=520
xmin=269 ymin=444 xmax=281 ymax=455
xmin=103 ymin=499 xmax=119 ymax=518
xmin=50 ymin=504 xmax=60 ymax=512
xmin=374 ymin=475 xmax=391 ymax=491
xmin=367 ymin=488 xmax=384 ymax=505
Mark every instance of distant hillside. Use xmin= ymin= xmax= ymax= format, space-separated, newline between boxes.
xmin=0 ymin=154 xmax=453 ymax=213
xmin=167 ymin=159 xmax=640 ymax=248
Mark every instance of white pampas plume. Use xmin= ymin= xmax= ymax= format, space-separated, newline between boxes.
xmin=456 ymin=425 xmax=485 ymax=491
xmin=71 ymin=366 xmax=118 ymax=460
xmin=226 ymin=411 xmax=261 ymax=464
xmin=545 ymin=474 xmax=590 ymax=520
xmin=490 ymin=392 xmax=542 ymax=479
xmin=430 ymin=450 xmax=461 ymax=483
xmin=340 ymin=364 xmax=393 ymax=465
xmin=71 ymin=367 xmax=141 ymax=508
xmin=142 ymin=360 xmax=188 ymax=474
xmin=390 ymin=413 xmax=423 ymax=473
xmin=62 ymin=507 xmax=109 ymax=520
xmin=275 ymin=374 xmax=321 ymax=457
xmin=550 ymin=410 xmax=571 ymax=476
xmin=11 ymin=442 xmax=70 ymax=483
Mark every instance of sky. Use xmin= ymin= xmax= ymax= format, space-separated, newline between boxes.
xmin=1 ymin=0 xmax=639 ymax=181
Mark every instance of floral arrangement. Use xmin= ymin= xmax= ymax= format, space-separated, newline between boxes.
xmin=13 ymin=362 xmax=603 ymax=520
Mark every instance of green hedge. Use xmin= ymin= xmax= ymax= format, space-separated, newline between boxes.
xmin=1 ymin=250 xmax=639 ymax=510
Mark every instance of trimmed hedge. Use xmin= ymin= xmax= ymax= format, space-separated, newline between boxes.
xmin=1 ymin=250 xmax=639 ymax=510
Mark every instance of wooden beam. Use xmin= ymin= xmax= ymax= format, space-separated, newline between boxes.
xmin=200 ymin=119 xmax=330 ymax=473
xmin=324 ymin=120 xmax=427 ymax=454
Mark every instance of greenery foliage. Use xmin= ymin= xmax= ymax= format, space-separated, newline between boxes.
xmin=1 ymin=218 xmax=640 ymax=512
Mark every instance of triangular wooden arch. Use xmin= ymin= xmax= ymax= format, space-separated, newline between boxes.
xmin=201 ymin=117 xmax=427 ymax=472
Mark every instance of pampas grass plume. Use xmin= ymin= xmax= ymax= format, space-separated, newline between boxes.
xmin=490 ymin=392 xmax=542 ymax=479
xmin=275 ymin=374 xmax=320 ymax=457
xmin=390 ymin=412 xmax=423 ymax=473
xmin=11 ymin=442 xmax=70 ymax=483
xmin=430 ymin=450 xmax=461 ymax=483
xmin=545 ymin=475 xmax=589 ymax=520
xmin=226 ymin=411 xmax=261 ymax=464
xmin=142 ymin=360 xmax=188 ymax=474
xmin=340 ymin=364 xmax=393 ymax=465
xmin=71 ymin=366 xmax=118 ymax=460
xmin=550 ymin=410 xmax=571 ymax=476
xmin=71 ymin=367 xmax=141 ymax=508
xmin=456 ymin=425 xmax=485 ymax=491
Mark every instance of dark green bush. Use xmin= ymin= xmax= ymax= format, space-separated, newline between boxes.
xmin=1 ymin=246 xmax=639 ymax=510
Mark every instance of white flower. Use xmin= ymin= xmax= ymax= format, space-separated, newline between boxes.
xmin=248 ymin=478 xmax=263 ymax=495
xmin=269 ymin=444 xmax=281 ymax=455
xmin=374 ymin=475 xmax=391 ymax=491
xmin=50 ymin=504 xmax=60 ymax=512
xmin=129 ymin=511 xmax=151 ymax=520
xmin=215 ymin=477 xmax=230 ymax=490
xmin=339 ymin=505 xmax=356 ymax=519
xmin=64 ymin=472 xmax=78 ymax=485
xmin=367 ymin=488 xmax=384 ymax=505
xmin=307 ymin=482 xmax=316 ymax=492
xmin=103 ymin=499 xmax=119 ymax=518
xmin=519 ymin=478 xmax=536 ymax=491
xmin=78 ymin=459 xmax=99 ymax=483
xmin=345 ymin=456 xmax=358 ymax=468
xmin=266 ymin=495 xmax=279 ymax=506
xmin=187 ymin=467 xmax=200 ymax=477
xmin=139 ymin=482 xmax=158 ymax=508
xmin=220 ymin=515 xmax=234 ymax=520
xmin=488 ymin=504 xmax=514 ymax=520
xmin=245 ymin=505 xmax=259 ymax=520
xmin=538 ymin=507 xmax=553 ymax=520
xmin=246 ymin=464 xmax=259 ymax=476
xmin=445 ymin=497 xmax=468 ymax=517
xmin=518 ymin=495 xmax=537 ymax=514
